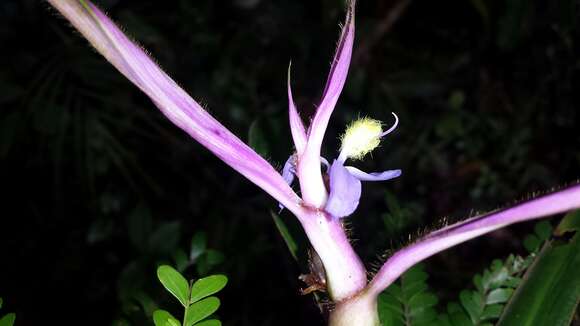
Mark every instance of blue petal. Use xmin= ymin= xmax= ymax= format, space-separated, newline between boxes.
xmin=281 ymin=155 xmax=296 ymax=185
xmin=345 ymin=166 xmax=401 ymax=181
xmin=325 ymin=160 xmax=362 ymax=218
xmin=278 ymin=155 xmax=297 ymax=212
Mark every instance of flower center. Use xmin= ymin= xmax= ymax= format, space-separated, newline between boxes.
xmin=339 ymin=117 xmax=382 ymax=161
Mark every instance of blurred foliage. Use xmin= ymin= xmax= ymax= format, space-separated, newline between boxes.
xmin=498 ymin=211 xmax=580 ymax=326
xmin=0 ymin=298 xmax=16 ymax=326
xmin=0 ymin=0 xmax=579 ymax=325
xmin=114 ymin=222 xmax=226 ymax=325
xmin=377 ymin=220 xmax=570 ymax=326
xmin=378 ymin=263 xmax=440 ymax=325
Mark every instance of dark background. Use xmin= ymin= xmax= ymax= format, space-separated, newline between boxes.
xmin=0 ymin=0 xmax=578 ymax=325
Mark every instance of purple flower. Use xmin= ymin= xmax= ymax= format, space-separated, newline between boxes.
xmin=280 ymin=112 xmax=402 ymax=218
xmin=48 ymin=0 xmax=580 ymax=321
xmin=284 ymin=1 xmax=400 ymax=218
xmin=323 ymin=115 xmax=402 ymax=218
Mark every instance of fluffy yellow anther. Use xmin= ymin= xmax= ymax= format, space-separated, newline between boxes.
xmin=340 ymin=117 xmax=383 ymax=160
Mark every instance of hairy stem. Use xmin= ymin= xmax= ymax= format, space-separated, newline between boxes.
xmin=299 ymin=209 xmax=367 ymax=301
xmin=328 ymin=292 xmax=379 ymax=326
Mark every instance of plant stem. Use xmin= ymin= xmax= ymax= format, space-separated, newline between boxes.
xmin=299 ymin=209 xmax=367 ymax=301
xmin=328 ymin=292 xmax=380 ymax=326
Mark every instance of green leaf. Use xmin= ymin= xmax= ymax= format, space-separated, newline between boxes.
xmin=386 ymin=283 xmax=402 ymax=300
xmin=522 ymin=234 xmax=540 ymax=253
xmin=404 ymin=281 xmax=428 ymax=302
xmin=533 ymin=221 xmax=552 ymax=241
xmin=379 ymin=293 xmax=404 ymax=315
xmin=448 ymin=90 xmax=466 ymax=110
xmin=459 ymin=290 xmax=480 ymax=324
xmin=127 ymin=203 xmax=153 ymax=251
xmin=481 ymin=304 xmax=503 ymax=321
xmin=503 ymin=276 xmax=521 ymax=288
xmin=409 ymin=292 xmax=438 ymax=313
xmin=447 ymin=302 xmax=462 ymax=314
xmin=384 ymin=191 xmax=402 ymax=218
xmin=488 ymin=266 xmax=509 ymax=289
xmin=190 ymin=232 xmax=207 ymax=262
xmin=435 ymin=314 xmax=453 ymax=326
xmin=0 ymin=313 xmax=15 ymax=326
xmin=413 ymin=308 xmax=437 ymax=324
xmin=402 ymin=266 xmax=428 ymax=285
xmin=197 ymin=250 xmax=225 ymax=275
xmin=481 ymin=270 xmax=491 ymax=289
xmin=184 ymin=297 xmax=220 ymax=326
xmin=157 ymin=265 xmax=190 ymax=307
xmin=248 ymin=119 xmax=269 ymax=157
xmin=153 ymin=310 xmax=180 ymax=326
xmin=190 ymin=275 xmax=228 ymax=304
xmin=378 ymin=294 xmax=405 ymax=326
xmin=486 ymin=288 xmax=513 ymax=304
xmin=472 ymin=274 xmax=484 ymax=292
xmin=134 ymin=291 xmax=158 ymax=317
xmin=379 ymin=264 xmax=439 ymax=326
xmin=148 ymin=221 xmax=181 ymax=256
xmin=112 ymin=318 xmax=131 ymax=326
xmin=194 ymin=320 xmax=221 ymax=326
xmin=271 ymin=211 xmax=298 ymax=261
xmin=555 ymin=209 xmax=580 ymax=235
xmin=448 ymin=311 xmax=471 ymax=326
xmin=498 ymin=211 xmax=580 ymax=326
xmin=205 ymin=250 xmax=225 ymax=265
xmin=0 ymin=297 xmax=3 ymax=309
xmin=173 ymin=249 xmax=189 ymax=272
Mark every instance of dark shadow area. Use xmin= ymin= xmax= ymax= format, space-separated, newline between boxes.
xmin=0 ymin=0 xmax=578 ymax=325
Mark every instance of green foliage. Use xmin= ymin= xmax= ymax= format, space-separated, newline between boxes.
xmin=172 ymin=231 xmax=223 ymax=275
xmin=378 ymin=264 xmax=439 ymax=326
xmin=436 ymin=221 xmax=554 ymax=326
xmin=189 ymin=275 xmax=228 ymax=304
xmin=118 ymin=204 xmax=184 ymax=306
xmin=248 ymin=119 xmax=270 ymax=158
xmin=0 ymin=298 xmax=15 ymax=326
xmin=498 ymin=211 xmax=580 ymax=326
xmin=155 ymin=265 xmax=227 ymax=326
xmin=378 ymin=221 xmax=557 ymax=326
xmin=0 ymin=314 xmax=16 ymax=326
xmin=381 ymin=191 xmax=423 ymax=239
xmin=153 ymin=310 xmax=180 ymax=326
xmin=522 ymin=221 xmax=552 ymax=253
xmin=115 ymin=227 xmax=226 ymax=325
xmin=3 ymin=1 xmax=579 ymax=324
xmin=157 ymin=265 xmax=191 ymax=307
xmin=175 ymin=232 xmax=225 ymax=276
xmin=438 ymin=254 xmax=534 ymax=326
xmin=184 ymin=297 xmax=220 ymax=326
xmin=271 ymin=211 xmax=299 ymax=261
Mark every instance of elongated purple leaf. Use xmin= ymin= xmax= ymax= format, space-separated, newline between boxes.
xmin=367 ymin=184 xmax=580 ymax=297
xmin=287 ymin=63 xmax=307 ymax=154
xmin=296 ymin=1 xmax=356 ymax=208
xmin=47 ymin=0 xmax=304 ymax=216
xmin=305 ymin=0 xmax=355 ymax=156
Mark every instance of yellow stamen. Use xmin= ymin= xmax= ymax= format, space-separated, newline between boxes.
xmin=340 ymin=117 xmax=382 ymax=160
